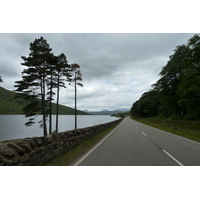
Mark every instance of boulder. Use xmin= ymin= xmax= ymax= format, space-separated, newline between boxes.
xmin=0 ymin=143 xmax=16 ymax=159
xmin=33 ymin=137 xmax=43 ymax=146
xmin=23 ymin=138 xmax=37 ymax=149
xmin=20 ymin=153 xmax=30 ymax=162
xmin=7 ymin=142 xmax=26 ymax=156
xmin=16 ymin=141 xmax=32 ymax=152
xmin=52 ymin=134 xmax=61 ymax=142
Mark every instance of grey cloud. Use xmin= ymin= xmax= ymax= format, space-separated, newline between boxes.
xmin=0 ymin=57 xmax=21 ymax=78
xmin=59 ymin=33 xmax=194 ymax=81
xmin=0 ymin=33 xmax=196 ymax=111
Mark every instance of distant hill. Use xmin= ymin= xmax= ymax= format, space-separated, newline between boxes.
xmin=0 ymin=86 xmax=89 ymax=115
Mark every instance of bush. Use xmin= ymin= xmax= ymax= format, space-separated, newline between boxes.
xmin=169 ymin=114 xmax=182 ymax=120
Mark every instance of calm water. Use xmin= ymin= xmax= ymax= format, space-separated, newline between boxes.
xmin=0 ymin=115 xmax=118 ymax=142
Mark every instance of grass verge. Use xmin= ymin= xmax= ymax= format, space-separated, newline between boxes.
xmin=132 ymin=117 xmax=200 ymax=143
xmin=44 ymin=121 xmax=121 ymax=166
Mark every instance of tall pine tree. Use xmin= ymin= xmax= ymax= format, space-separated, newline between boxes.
xmin=55 ymin=53 xmax=71 ymax=133
xmin=14 ymin=36 xmax=53 ymax=136
xmin=47 ymin=55 xmax=58 ymax=134
xmin=70 ymin=63 xmax=83 ymax=129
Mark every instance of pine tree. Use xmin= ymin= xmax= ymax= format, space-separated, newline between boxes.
xmin=55 ymin=53 xmax=71 ymax=133
xmin=47 ymin=55 xmax=57 ymax=134
xmin=70 ymin=63 xmax=83 ymax=129
xmin=0 ymin=76 xmax=3 ymax=83
xmin=14 ymin=36 xmax=53 ymax=136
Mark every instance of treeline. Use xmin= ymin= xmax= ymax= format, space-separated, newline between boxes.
xmin=131 ymin=34 xmax=200 ymax=120
xmin=14 ymin=36 xmax=83 ymax=136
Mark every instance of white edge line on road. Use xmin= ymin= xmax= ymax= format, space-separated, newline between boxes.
xmin=162 ymin=149 xmax=184 ymax=166
xmin=142 ymin=132 xmax=146 ymax=136
xmin=73 ymin=120 xmax=123 ymax=166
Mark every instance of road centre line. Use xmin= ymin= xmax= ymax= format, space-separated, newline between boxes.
xmin=134 ymin=121 xmax=184 ymax=166
xmin=162 ymin=149 xmax=184 ymax=166
xmin=138 ymin=128 xmax=184 ymax=166
xmin=142 ymin=132 xmax=146 ymax=136
xmin=73 ymin=120 xmax=123 ymax=166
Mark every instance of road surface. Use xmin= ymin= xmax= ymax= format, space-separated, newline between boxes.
xmin=72 ymin=117 xmax=200 ymax=166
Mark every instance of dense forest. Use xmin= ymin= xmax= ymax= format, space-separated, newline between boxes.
xmin=131 ymin=34 xmax=200 ymax=120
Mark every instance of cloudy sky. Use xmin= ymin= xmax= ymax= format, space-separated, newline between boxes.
xmin=0 ymin=33 xmax=196 ymax=111
xmin=0 ymin=1 xmax=199 ymax=112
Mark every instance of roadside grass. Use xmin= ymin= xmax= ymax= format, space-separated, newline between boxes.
xmin=44 ymin=121 xmax=121 ymax=166
xmin=132 ymin=117 xmax=200 ymax=143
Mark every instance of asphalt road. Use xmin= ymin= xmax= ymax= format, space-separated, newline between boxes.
xmin=73 ymin=117 xmax=200 ymax=166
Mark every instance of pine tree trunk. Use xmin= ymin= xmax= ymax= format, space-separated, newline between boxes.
xmin=75 ymin=76 xmax=77 ymax=129
xmin=56 ymin=72 xmax=60 ymax=133
xmin=49 ymin=73 xmax=53 ymax=135
xmin=42 ymin=76 xmax=47 ymax=136
xmin=49 ymin=100 xmax=52 ymax=134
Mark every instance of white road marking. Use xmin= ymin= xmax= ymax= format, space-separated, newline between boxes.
xmin=73 ymin=120 xmax=123 ymax=166
xmin=142 ymin=132 xmax=146 ymax=136
xmin=162 ymin=149 xmax=184 ymax=166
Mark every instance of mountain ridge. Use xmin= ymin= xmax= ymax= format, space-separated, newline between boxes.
xmin=84 ymin=108 xmax=130 ymax=115
xmin=0 ymin=86 xmax=89 ymax=115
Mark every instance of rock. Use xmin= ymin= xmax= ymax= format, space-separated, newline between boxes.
xmin=65 ymin=131 xmax=74 ymax=138
xmin=33 ymin=137 xmax=43 ymax=146
xmin=76 ymin=129 xmax=83 ymax=135
xmin=16 ymin=141 xmax=32 ymax=152
xmin=52 ymin=134 xmax=61 ymax=142
xmin=12 ymin=155 xmax=20 ymax=164
xmin=23 ymin=138 xmax=36 ymax=149
xmin=29 ymin=154 xmax=41 ymax=165
xmin=41 ymin=137 xmax=48 ymax=145
xmin=45 ymin=136 xmax=53 ymax=144
xmin=59 ymin=132 xmax=67 ymax=140
xmin=0 ymin=143 xmax=16 ymax=159
xmin=20 ymin=153 xmax=30 ymax=162
xmin=7 ymin=142 xmax=26 ymax=156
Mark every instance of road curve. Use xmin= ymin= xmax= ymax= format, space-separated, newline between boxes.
xmin=72 ymin=117 xmax=200 ymax=166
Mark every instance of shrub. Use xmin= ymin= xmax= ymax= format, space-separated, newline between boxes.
xmin=169 ymin=114 xmax=182 ymax=120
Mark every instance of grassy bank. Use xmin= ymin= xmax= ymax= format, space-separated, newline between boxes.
xmin=133 ymin=118 xmax=200 ymax=143
xmin=44 ymin=121 xmax=121 ymax=166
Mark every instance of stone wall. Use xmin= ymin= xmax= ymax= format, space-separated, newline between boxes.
xmin=0 ymin=119 xmax=122 ymax=166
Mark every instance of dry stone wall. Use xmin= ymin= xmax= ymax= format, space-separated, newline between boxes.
xmin=0 ymin=119 xmax=122 ymax=166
